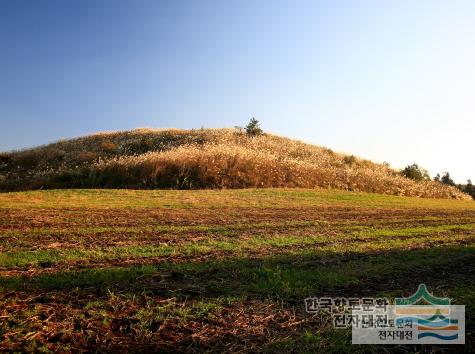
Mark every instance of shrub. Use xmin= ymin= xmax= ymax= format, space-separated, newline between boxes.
xmin=401 ymin=164 xmax=430 ymax=182
xmin=343 ymin=155 xmax=357 ymax=167
xmin=440 ymin=172 xmax=455 ymax=186
xmin=100 ymin=141 xmax=118 ymax=154
xmin=125 ymin=138 xmax=157 ymax=154
xmin=77 ymin=151 xmax=99 ymax=163
xmin=465 ymin=180 xmax=475 ymax=200
xmin=0 ymin=153 xmax=11 ymax=164
xmin=453 ymin=179 xmax=474 ymax=200
xmin=245 ymin=118 xmax=263 ymax=137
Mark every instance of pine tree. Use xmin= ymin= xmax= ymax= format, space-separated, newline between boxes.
xmin=245 ymin=117 xmax=263 ymax=137
xmin=441 ymin=172 xmax=455 ymax=186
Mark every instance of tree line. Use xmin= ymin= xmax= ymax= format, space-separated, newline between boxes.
xmin=401 ymin=163 xmax=475 ymax=200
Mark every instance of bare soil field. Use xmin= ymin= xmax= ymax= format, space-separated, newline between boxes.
xmin=0 ymin=188 xmax=474 ymax=352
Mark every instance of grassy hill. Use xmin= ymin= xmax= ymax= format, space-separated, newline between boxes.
xmin=0 ymin=128 xmax=469 ymax=199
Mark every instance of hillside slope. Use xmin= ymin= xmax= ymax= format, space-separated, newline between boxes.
xmin=0 ymin=128 xmax=469 ymax=199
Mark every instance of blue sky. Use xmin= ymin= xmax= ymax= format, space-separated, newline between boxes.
xmin=1 ymin=0 xmax=474 ymax=182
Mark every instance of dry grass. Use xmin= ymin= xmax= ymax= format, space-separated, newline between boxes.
xmin=0 ymin=189 xmax=474 ymax=352
xmin=0 ymin=128 xmax=469 ymax=199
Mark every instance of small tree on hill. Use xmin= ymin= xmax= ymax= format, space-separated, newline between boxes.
xmin=401 ymin=163 xmax=430 ymax=181
xmin=245 ymin=117 xmax=263 ymax=137
xmin=440 ymin=172 xmax=455 ymax=186
xmin=467 ymin=179 xmax=473 ymax=192
xmin=465 ymin=179 xmax=475 ymax=199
